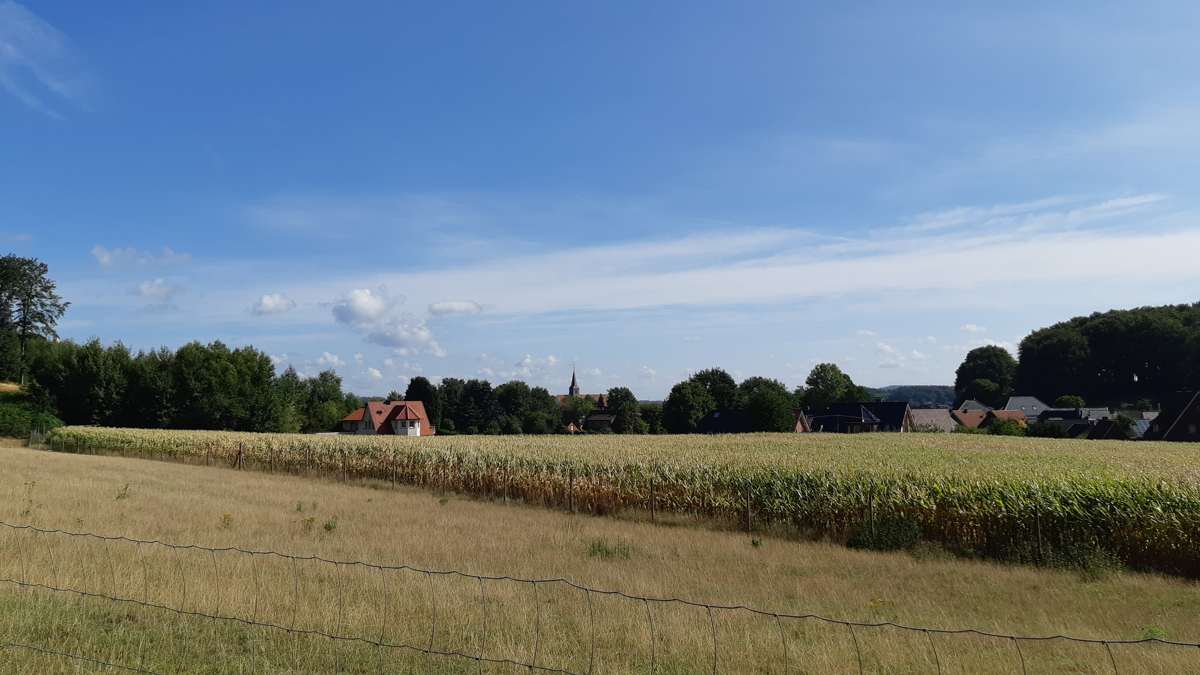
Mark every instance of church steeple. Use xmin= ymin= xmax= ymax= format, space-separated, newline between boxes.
xmin=569 ymin=367 xmax=580 ymax=397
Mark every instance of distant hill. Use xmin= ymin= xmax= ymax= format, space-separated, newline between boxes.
xmin=867 ymin=385 xmax=955 ymax=408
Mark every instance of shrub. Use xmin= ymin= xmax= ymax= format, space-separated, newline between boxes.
xmin=0 ymin=402 xmax=64 ymax=438
xmin=988 ymin=419 xmax=1026 ymax=436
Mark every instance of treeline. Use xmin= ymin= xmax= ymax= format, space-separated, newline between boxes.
xmin=1018 ymin=303 xmax=1200 ymax=406
xmin=401 ymin=377 xmax=650 ymax=435
xmin=955 ymin=303 xmax=1200 ymax=408
xmin=28 ymin=339 xmax=360 ymax=433
xmin=658 ymin=363 xmax=870 ymax=433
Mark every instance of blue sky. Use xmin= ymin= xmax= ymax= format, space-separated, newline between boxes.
xmin=3 ymin=1 xmax=1199 ymax=398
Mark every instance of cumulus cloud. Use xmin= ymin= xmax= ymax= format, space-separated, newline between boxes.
xmin=428 ymin=300 xmax=482 ymax=316
xmin=366 ymin=367 xmax=383 ymax=381
xmin=365 ymin=315 xmax=445 ymax=357
xmin=332 ymin=287 xmax=395 ymax=325
xmin=135 ymin=278 xmax=180 ymax=304
xmin=93 ymin=245 xmax=190 ymax=269
xmin=960 ymin=323 xmax=986 ymax=333
xmin=330 ymin=287 xmax=446 ymax=357
xmin=317 ymin=352 xmax=345 ymax=368
xmin=269 ymin=353 xmax=290 ymax=368
xmin=251 ymin=292 xmax=296 ymax=315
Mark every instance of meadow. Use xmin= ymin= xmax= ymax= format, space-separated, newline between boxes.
xmin=46 ymin=426 xmax=1200 ymax=575
xmin=2 ymin=441 xmax=1200 ymax=673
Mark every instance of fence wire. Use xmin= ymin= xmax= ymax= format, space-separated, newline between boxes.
xmin=2 ymin=518 xmax=1198 ymax=674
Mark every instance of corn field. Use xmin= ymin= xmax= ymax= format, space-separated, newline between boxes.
xmin=44 ymin=427 xmax=1200 ymax=576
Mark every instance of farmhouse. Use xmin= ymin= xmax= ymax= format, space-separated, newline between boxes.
xmin=910 ymin=408 xmax=956 ymax=432
xmin=340 ymin=400 xmax=434 ymax=436
xmin=808 ymin=401 xmax=913 ymax=433
xmin=1003 ymin=396 xmax=1051 ymax=420
xmin=1143 ymin=392 xmax=1200 ymax=442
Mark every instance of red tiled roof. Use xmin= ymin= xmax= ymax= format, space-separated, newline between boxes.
xmin=951 ymin=410 xmax=986 ymax=429
xmin=343 ymin=400 xmax=434 ymax=435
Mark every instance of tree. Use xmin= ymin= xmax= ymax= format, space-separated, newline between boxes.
xmin=522 ymin=386 xmax=561 ymax=434
xmin=689 ymin=368 xmax=737 ymax=410
xmin=272 ymin=366 xmax=306 ymax=433
xmin=803 ymin=363 xmax=852 ymax=411
xmin=562 ymin=395 xmax=595 ymax=430
xmin=606 ymin=386 xmax=647 ymax=434
xmin=736 ymin=376 xmax=795 ymax=432
xmin=1054 ymin=394 xmax=1086 ymax=409
xmin=954 ymin=346 xmax=1016 ymax=404
xmin=640 ymin=402 xmax=664 ymax=434
xmin=964 ymin=378 xmax=1003 ymax=408
xmin=662 ymin=381 xmax=714 ymax=433
xmin=0 ymin=255 xmax=69 ymax=382
xmin=437 ymin=378 xmax=465 ymax=434
xmin=385 ymin=390 xmax=404 ymax=401
xmin=405 ymin=376 xmax=442 ymax=428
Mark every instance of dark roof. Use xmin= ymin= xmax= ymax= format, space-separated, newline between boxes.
xmin=957 ymin=399 xmax=991 ymax=412
xmin=1003 ymin=396 xmax=1051 ymax=417
xmin=1143 ymin=391 xmax=1200 ymax=442
xmin=814 ymin=401 xmax=910 ymax=430
xmin=1037 ymin=408 xmax=1085 ymax=422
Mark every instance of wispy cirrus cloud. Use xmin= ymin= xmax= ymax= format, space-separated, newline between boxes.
xmin=0 ymin=1 xmax=91 ymax=118
xmin=92 ymin=245 xmax=191 ymax=269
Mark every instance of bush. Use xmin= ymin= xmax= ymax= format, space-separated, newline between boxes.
xmin=0 ymin=402 xmax=63 ymax=438
xmin=1027 ymin=422 xmax=1068 ymax=438
xmin=988 ymin=419 xmax=1026 ymax=436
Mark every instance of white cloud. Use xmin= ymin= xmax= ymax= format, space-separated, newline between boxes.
xmin=317 ymin=352 xmax=345 ymax=368
xmin=911 ymin=349 xmax=928 ymax=360
xmin=366 ymin=367 xmax=383 ymax=381
xmin=269 ymin=353 xmax=290 ymax=368
xmin=332 ymin=287 xmax=395 ymax=325
xmin=0 ymin=1 xmax=90 ymax=117
xmin=876 ymin=342 xmax=897 ymax=355
xmin=328 ymin=287 xmax=445 ymax=358
xmin=925 ymin=336 xmax=938 ymax=344
xmin=251 ymin=292 xmax=296 ymax=315
xmin=135 ymin=278 xmax=180 ymax=303
xmin=855 ymin=329 xmax=877 ymax=337
xmin=960 ymin=323 xmax=986 ymax=333
xmin=353 ymin=353 xmax=364 ymax=364
xmin=429 ymin=300 xmax=482 ymax=316
xmin=639 ymin=366 xmax=657 ymax=380
xmin=92 ymin=245 xmax=190 ymax=269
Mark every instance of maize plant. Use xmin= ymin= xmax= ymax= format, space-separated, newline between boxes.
xmin=46 ymin=426 xmax=1200 ymax=576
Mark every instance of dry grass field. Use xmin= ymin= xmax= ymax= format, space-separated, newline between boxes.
xmin=2 ymin=440 xmax=1200 ymax=673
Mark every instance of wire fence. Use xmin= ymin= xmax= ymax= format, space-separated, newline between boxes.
xmin=1 ymin=519 xmax=1198 ymax=673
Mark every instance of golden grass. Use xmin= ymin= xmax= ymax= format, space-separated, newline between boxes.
xmin=49 ymin=426 xmax=1200 ymax=575
xmin=2 ymin=441 xmax=1200 ymax=673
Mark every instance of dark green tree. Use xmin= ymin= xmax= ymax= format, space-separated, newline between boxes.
xmin=1054 ymin=394 xmax=1086 ymax=409
xmin=404 ymin=376 xmax=442 ymax=428
xmin=954 ymin=346 xmax=1016 ymax=404
xmin=803 ymin=363 xmax=852 ymax=411
xmin=606 ymin=386 xmax=647 ymax=434
xmin=736 ymin=376 xmax=795 ymax=432
xmin=662 ymin=380 xmax=715 ymax=433
xmin=689 ymin=368 xmax=737 ymax=410
xmin=0 ymin=255 xmax=69 ymax=383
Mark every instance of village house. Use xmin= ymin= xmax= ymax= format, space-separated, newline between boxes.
xmin=1143 ymin=392 xmax=1200 ymax=442
xmin=340 ymin=400 xmax=434 ymax=436
xmin=910 ymin=408 xmax=957 ymax=432
xmin=807 ymin=401 xmax=914 ymax=433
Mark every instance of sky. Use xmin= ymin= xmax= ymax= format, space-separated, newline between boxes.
xmin=3 ymin=1 xmax=1199 ymax=398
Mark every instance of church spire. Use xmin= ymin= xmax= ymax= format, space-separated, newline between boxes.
xmin=569 ymin=367 xmax=580 ymax=397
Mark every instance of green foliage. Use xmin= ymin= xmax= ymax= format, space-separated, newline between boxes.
xmin=1017 ymin=303 xmax=1200 ymax=405
xmin=848 ymin=516 xmax=922 ymax=552
xmin=662 ymin=380 xmax=714 ymax=433
xmin=964 ymin=378 xmax=1002 ymax=408
xmin=1026 ymin=422 xmax=1069 ymax=438
xmin=0 ymin=401 xmax=63 ymax=437
xmin=639 ymin=403 xmax=664 ymax=434
xmin=736 ymin=377 xmax=795 ymax=432
xmin=606 ymin=386 xmax=647 ymax=434
xmin=803 ymin=363 xmax=853 ymax=410
xmin=404 ymin=376 xmax=442 ymax=428
xmin=954 ymin=346 xmax=1016 ymax=405
xmin=587 ymin=538 xmax=632 ymax=560
xmin=987 ymin=419 xmax=1026 ymax=436
xmin=689 ymin=368 xmax=738 ymax=410
xmin=1054 ymin=394 xmax=1086 ymax=408
xmin=0 ymin=255 xmax=70 ymax=382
